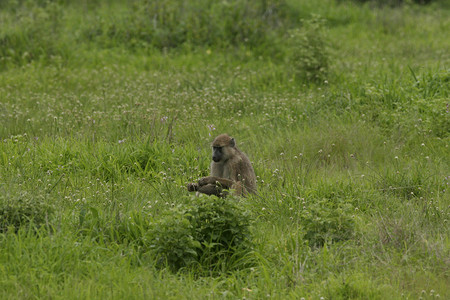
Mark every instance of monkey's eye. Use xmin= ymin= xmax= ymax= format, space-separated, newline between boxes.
xmin=213 ymin=146 xmax=223 ymax=153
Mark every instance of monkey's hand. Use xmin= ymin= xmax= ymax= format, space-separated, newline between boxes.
xmin=187 ymin=182 xmax=199 ymax=192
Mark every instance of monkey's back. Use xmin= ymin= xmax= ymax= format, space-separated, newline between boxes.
xmin=234 ymin=149 xmax=257 ymax=194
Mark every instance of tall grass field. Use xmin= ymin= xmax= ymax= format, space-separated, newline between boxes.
xmin=0 ymin=0 xmax=449 ymax=299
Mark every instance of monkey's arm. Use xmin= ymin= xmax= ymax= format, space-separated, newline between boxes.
xmin=197 ymin=183 xmax=225 ymax=196
xmin=186 ymin=177 xmax=233 ymax=193
xmin=188 ymin=177 xmax=242 ymax=196
xmin=198 ymin=176 xmax=234 ymax=189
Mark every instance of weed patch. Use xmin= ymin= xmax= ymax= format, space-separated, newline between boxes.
xmin=299 ymin=197 xmax=357 ymax=247
xmin=0 ymin=190 xmax=53 ymax=232
xmin=75 ymin=195 xmax=253 ymax=273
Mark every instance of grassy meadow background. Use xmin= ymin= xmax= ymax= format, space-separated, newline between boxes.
xmin=1 ymin=0 xmax=449 ymax=299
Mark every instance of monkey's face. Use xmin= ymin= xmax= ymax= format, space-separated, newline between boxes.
xmin=212 ymin=146 xmax=224 ymax=163
xmin=211 ymin=134 xmax=235 ymax=163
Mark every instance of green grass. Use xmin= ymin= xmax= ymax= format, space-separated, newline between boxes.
xmin=1 ymin=0 xmax=449 ymax=299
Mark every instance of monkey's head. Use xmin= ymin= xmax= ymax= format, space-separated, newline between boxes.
xmin=211 ymin=134 xmax=235 ymax=163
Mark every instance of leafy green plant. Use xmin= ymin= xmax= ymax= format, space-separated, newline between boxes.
xmin=149 ymin=210 xmax=201 ymax=271
xmin=149 ymin=195 xmax=253 ymax=272
xmin=186 ymin=195 xmax=254 ymax=269
xmin=287 ymin=16 xmax=330 ymax=83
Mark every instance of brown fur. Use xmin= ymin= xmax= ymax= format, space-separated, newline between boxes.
xmin=187 ymin=134 xmax=257 ymax=197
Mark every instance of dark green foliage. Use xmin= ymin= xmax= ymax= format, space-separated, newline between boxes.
xmin=287 ymin=17 xmax=330 ymax=83
xmin=0 ymin=0 xmax=71 ymax=67
xmin=0 ymin=191 xmax=53 ymax=232
xmin=148 ymin=211 xmax=201 ymax=270
xmin=149 ymin=195 xmax=253 ymax=271
xmin=86 ymin=0 xmax=290 ymax=50
xmin=186 ymin=195 xmax=253 ymax=264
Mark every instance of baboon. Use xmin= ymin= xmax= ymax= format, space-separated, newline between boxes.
xmin=187 ymin=134 xmax=257 ymax=197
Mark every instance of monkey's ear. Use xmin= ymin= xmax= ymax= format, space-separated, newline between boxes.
xmin=230 ymin=138 xmax=235 ymax=147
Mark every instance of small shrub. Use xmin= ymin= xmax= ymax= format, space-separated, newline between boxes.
xmin=0 ymin=191 xmax=53 ymax=232
xmin=287 ymin=16 xmax=330 ymax=83
xmin=149 ymin=195 xmax=253 ymax=272
xmin=149 ymin=211 xmax=201 ymax=270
